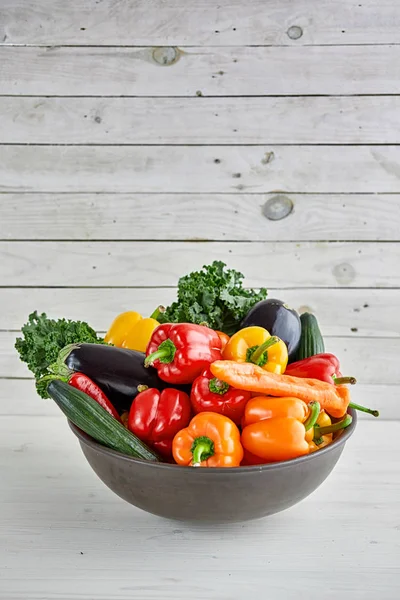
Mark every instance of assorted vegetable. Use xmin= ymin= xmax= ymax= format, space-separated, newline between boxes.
xmin=47 ymin=380 xmax=159 ymax=461
xmin=240 ymin=299 xmax=301 ymax=360
xmin=295 ymin=312 xmax=325 ymax=361
xmin=128 ymin=386 xmax=191 ymax=459
xmin=144 ymin=323 xmax=222 ymax=384
xmin=104 ymin=307 xmax=164 ymax=352
xmin=48 ymin=342 xmax=165 ymax=413
xmin=172 ymin=412 xmax=243 ymax=467
xmin=190 ymin=367 xmax=251 ymax=425
xmin=222 ymin=326 xmax=288 ymax=374
xmin=158 ymin=261 xmax=267 ymax=335
xmin=15 ymin=311 xmax=105 ymax=398
xmin=16 ymin=261 xmax=379 ymax=471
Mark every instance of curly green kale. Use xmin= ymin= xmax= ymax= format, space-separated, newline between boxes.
xmin=159 ymin=261 xmax=267 ymax=335
xmin=15 ymin=311 xmax=105 ymax=398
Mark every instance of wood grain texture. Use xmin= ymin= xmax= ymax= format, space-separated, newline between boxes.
xmin=1 ymin=379 xmax=395 ymax=419
xmin=2 ymin=46 xmax=400 ymax=96
xmin=1 ymin=287 xmax=398 ymax=338
xmin=2 ymin=0 xmax=400 ymax=46
xmin=2 ymin=146 xmax=400 ymax=193
xmin=6 ymin=330 xmax=400 ymax=383
xmin=1 ymin=418 xmax=399 ymax=600
xmin=3 ymin=96 xmax=400 ymax=144
xmin=0 ymin=241 xmax=396 ymax=287
xmin=2 ymin=194 xmax=399 ymax=241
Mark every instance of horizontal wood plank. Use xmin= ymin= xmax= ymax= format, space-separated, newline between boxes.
xmin=2 ymin=146 xmax=400 ymax=193
xmin=1 ymin=379 xmax=395 ymax=419
xmin=2 ymin=0 xmax=400 ymax=46
xmin=0 ymin=241 xmax=396 ymax=288
xmin=1 ymin=418 xmax=399 ymax=600
xmin=6 ymin=330 xmax=400 ymax=383
xmin=2 ymin=96 xmax=400 ymax=144
xmin=1 ymin=194 xmax=399 ymax=241
xmin=1 ymin=287 xmax=398 ymax=338
xmin=1 ymin=46 xmax=400 ymax=96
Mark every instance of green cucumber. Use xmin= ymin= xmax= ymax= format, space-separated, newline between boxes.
xmin=47 ymin=380 xmax=159 ymax=461
xmin=296 ymin=312 xmax=325 ymax=360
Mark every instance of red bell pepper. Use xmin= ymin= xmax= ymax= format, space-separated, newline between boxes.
xmin=128 ymin=386 xmax=191 ymax=458
xmin=285 ymin=353 xmax=379 ymax=417
xmin=69 ymin=372 xmax=122 ymax=422
xmin=190 ymin=367 xmax=251 ymax=426
xmin=144 ymin=323 xmax=222 ymax=384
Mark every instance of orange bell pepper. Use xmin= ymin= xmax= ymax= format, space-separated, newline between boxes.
xmin=172 ymin=412 xmax=243 ymax=467
xmin=210 ymin=360 xmax=351 ymax=419
xmin=104 ymin=307 xmax=163 ymax=353
xmin=222 ymin=326 xmax=288 ymax=374
xmin=242 ymin=395 xmax=309 ymax=428
xmin=241 ymin=400 xmax=322 ymax=462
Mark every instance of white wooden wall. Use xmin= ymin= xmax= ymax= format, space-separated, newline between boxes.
xmin=1 ymin=3 xmax=400 ymax=598
xmin=1 ymin=0 xmax=399 ymax=418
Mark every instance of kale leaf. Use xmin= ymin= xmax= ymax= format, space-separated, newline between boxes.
xmin=159 ymin=261 xmax=267 ymax=335
xmin=15 ymin=311 xmax=105 ymax=398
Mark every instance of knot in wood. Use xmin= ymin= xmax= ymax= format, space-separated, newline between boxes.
xmin=287 ymin=25 xmax=303 ymax=40
xmin=152 ymin=47 xmax=180 ymax=66
xmin=262 ymin=196 xmax=294 ymax=221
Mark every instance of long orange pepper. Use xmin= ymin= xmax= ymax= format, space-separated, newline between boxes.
xmin=172 ymin=412 xmax=243 ymax=467
xmin=210 ymin=360 xmax=351 ymax=418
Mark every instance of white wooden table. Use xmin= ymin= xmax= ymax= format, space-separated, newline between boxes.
xmin=1 ymin=1 xmax=400 ymax=598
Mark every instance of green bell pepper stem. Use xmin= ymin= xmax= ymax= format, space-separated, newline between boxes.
xmin=348 ymin=402 xmax=379 ymax=418
xmin=249 ymin=336 xmax=280 ymax=364
xmin=191 ymin=436 xmax=215 ymax=466
xmin=303 ymin=401 xmax=321 ymax=431
xmin=149 ymin=306 xmax=165 ymax=320
xmin=209 ymin=377 xmax=229 ymax=395
xmin=316 ymin=414 xmax=353 ymax=436
xmin=144 ymin=339 xmax=176 ymax=367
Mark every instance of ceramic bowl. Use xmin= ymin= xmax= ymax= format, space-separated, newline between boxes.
xmin=69 ymin=409 xmax=356 ymax=523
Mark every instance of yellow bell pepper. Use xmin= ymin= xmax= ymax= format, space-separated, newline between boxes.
xmin=104 ymin=307 xmax=164 ymax=353
xmin=222 ymin=326 xmax=288 ymax=374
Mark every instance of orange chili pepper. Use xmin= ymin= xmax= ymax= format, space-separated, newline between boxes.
xmin=172 ymin=412 xmax=243 ymax=467
xmin=222 ymin=326 xmax=288 ymax=374
xmin=210 ymin=360 xmax=351 ymax=419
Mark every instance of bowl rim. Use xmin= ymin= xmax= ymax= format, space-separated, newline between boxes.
xmin=68 ymin=408 xmax=357 ymax=473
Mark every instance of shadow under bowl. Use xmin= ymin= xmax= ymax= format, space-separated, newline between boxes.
xmin=69 ymin=409 xmax=356 ymax=523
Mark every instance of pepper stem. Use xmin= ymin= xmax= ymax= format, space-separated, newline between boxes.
xmin=137 ymin=384 xmax=149 ymax=393
xmin=208 ymin=377 xmax=229 ymax=395
xmin=144 ymin=339 xmax=176 ymax=367
xmin=191 ymin=436 xmax=215 ymax=466
xmin=333 ymin=376 xmax=357 ymax=385
xmin=316 ymin=414 xmax=353 ymax=436
xmin=149 ymin=305 xmax=165 ymax=320
xmin=349 ymin=402 xmax=379 ymax=418
xmin=303 ymin=401 xmax=321 ymax=431
xmin=249 ymin=336 xmax=280 ymax=365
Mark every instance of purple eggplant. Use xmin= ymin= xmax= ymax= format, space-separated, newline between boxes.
xmin=240 ymin=299 xmax=301 ymax=359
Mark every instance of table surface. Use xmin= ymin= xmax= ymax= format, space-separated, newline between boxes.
xmin=1 ymin=415 xmax=399 ymax=600
xmin=1 ymin=0 xmax=400 ymax=597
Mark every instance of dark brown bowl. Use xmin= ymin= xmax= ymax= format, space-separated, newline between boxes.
xmin=69 ymin=409 xmax=356 ymax=523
